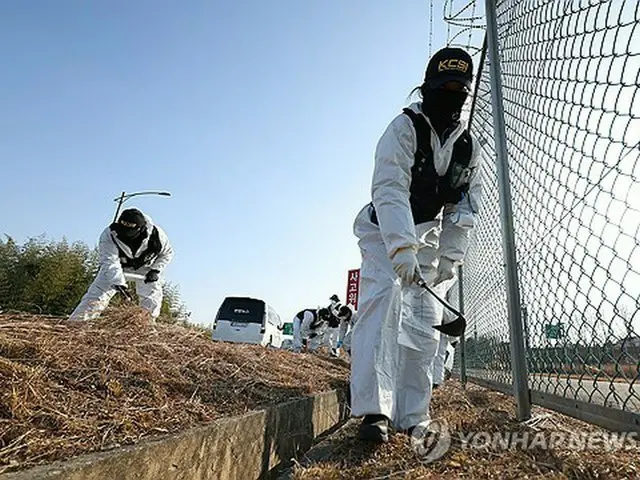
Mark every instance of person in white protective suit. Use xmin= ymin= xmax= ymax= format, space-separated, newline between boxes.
xmin=329 ymin=294 xmax=341 ymax=314
xmin=350 ymin=47 xmax=483 ymax=443
xmin=341 ymin=307 xmax=358 ymax=357
xmin=433 ymin=334 xmax=457 ymax=387
xmin=333 ymin=305 xmax=354 ymax=355
xmin=324 ymin=295 xmax=343 ymax=355
xmin=433 ymin=278 xmax=460 ymax=388
xmin=69 ymin=208 xmax=174 ymax=321
xmin=325 ymin=312 xmax=342 ymax=356
xmin=291 ymin=307 xmax=331 ymax=352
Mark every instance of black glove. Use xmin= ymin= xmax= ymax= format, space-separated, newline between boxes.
xmin=144 ymin=269 xmax=160 ymax=284
xmin=113 ymin=284 xmax=133 ymax=302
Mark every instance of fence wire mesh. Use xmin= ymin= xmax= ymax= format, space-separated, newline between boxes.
xmin=458 ymin=0 xmax=640 ymax=419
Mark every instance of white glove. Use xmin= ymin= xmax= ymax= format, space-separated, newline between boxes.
xmin=433 ymin=256 xmax=456 ymax=287
xmin=391 ymin=247 xmax=420 ymax=285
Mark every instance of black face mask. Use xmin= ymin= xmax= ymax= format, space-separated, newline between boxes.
xmin=114 ymin=223 xmax=143 ymax=241
xmin=422 ymin=89 xmax=468 ymax=133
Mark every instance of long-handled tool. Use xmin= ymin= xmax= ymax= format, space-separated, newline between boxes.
xmin=113 ymin=273 xmax=147 ymax=303
xmin=113 ymin=284 xmax=134 ymax=303
xmin=415 ymin=278 xmax=467 ymax=337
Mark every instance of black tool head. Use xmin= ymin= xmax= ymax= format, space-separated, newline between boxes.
xmin=433 ymin=315 xmax=467 ymax=337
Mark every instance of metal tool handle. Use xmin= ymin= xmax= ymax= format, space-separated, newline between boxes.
xmin=124 ymin=272 xmax=147 ymax=282
xmin=416 ymin=278 xmax=463 ymax=318
xmin=415 ymin=277 xmax=467 ymax=337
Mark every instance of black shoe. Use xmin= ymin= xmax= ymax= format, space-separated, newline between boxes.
xmin=399 ymin=425 xmax=416 ymax=436
xmin=358 ymin=414 xmax=390 ymax=443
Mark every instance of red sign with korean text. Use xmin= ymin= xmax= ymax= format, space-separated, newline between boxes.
xmin=346 ymin=269 xmax=360 ymax=311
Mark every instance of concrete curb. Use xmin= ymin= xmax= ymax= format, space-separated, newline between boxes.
xmin=3 ymin=390 xmax=349 ymax=480
xmin=276 ymin=419 xmax=358 ymax=480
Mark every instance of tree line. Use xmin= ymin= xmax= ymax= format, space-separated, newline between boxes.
xmin=0 ymin=235 xmax=187 ymax=322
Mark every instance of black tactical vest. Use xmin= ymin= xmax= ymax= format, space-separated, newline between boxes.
xmin=371 ymin=108 xmax=473 ymax=226
xmin=296 ymin=308 xmax=322 ymax=328
xmin=112 ymin=226 xmax=163 ymax=270
xmin=327 ymin=312 xmax=341 ymax=329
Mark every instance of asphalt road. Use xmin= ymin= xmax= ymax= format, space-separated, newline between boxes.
xmin=466 ymin=369 xmax=640 ymax=413
xmin=529 ymin=373 xmax=640 ymax=412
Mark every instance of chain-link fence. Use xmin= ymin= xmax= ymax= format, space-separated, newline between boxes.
xmin=453 ymin=0 xmax=640 ymax=432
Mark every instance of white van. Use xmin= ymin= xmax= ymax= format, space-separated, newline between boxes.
xmin=211 ymin=296 xmax=284 ymax=347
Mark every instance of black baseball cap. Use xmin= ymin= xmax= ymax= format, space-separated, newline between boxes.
xmin=118 ymin=208 xmax=146 ymax=227
xmin=424 ymin=47 xmax=473 ymax=90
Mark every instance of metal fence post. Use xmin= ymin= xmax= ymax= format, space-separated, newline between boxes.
xmin=458 ymin=265 xmax=467 ymax=387
xmin=483 ymin=0 xmax=531 ymax=421
xmin=522 ymin=304 xmax=530 ymax=354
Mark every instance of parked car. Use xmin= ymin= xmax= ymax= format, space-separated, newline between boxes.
xmin=212 ymin=296 xmax=284 ymax=347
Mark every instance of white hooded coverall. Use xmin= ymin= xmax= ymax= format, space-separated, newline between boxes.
xmin=338 ymin=313 xmax=350 ymax=345
xmin=293 ymin=309 xmax=326 ymax=352
xmin=433 ymin=333 xmax=456 ymax=385
xmin=433 ymin=281 xmax=460 ymax=385
xmin=324 ymin=300 xmax=342 ymax=350
xmin=341 ymin=309 xmax=358 ymax=355
xmin=350 ymin=102 xmax=482 ymax=430
xmin=69 ymin=214 xmax=173 ymax=321
xmin=292 ymin=310 xmax=312 ymax=351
